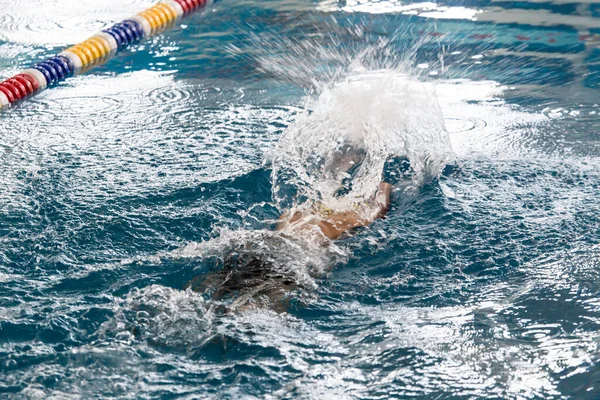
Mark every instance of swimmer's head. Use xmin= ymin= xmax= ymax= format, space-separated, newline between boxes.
xmin=203 ymin=255 xmax=299 ymax=312
xmin=219 ymin=255 xmax=276 ymax=291
xmin=187 ymin=254 xmax=298 ymax=297
xmin=325 ymin=144 xmax=366 ymax=178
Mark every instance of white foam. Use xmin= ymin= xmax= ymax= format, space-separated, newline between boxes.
xmin=102 ymin=285 xmax=215 ymax=351
xmin=272 ymin=69 xmax=456 ymax=210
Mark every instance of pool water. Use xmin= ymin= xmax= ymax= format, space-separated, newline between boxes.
xmin=1 ymin=0 xmax=600 ymax=398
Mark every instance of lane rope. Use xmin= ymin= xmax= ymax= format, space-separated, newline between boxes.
xmin=0 ymin=0 xmax=211 ymax=109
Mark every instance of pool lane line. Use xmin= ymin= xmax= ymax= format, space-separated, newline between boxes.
xmin=0 ymin=0 xmax=211 ymax=109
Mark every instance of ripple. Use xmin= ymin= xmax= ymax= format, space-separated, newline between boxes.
xmin=45 ymin=95 xmax=124 ymax=120
xmin=2 ymin=93 xmax=124 ymax=127
xmin=0 ymin=0 xmax=155 ymax=45
xmin=517 ymin=326 xmax=557 ymax=341
xmin=0 ymin=71 xmax=295 ymax=207
xmin=444 ymin=116 xmax=487 ymax=133
xmin=147 ymin=86 xmax=192 ymax=105
xmin=437 ymin=80 xmax=547 ymax=157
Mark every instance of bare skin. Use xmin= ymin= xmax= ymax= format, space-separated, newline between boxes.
xmin=278 ymin=182 xmax=393 ymax=240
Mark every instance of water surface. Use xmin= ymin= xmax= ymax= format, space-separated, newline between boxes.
xmin=1 ymin=0 xmax=600 ymax=398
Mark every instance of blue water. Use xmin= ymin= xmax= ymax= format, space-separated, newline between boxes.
xmin=2 ymin=0 xmax=600 ymax=398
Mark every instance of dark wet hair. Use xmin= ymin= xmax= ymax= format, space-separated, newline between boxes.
xmin=186 ymin=254 xmax=298 ymax=301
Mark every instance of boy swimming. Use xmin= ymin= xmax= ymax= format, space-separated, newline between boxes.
xmin=185 ymin=149 xmax=396 ymax=313
xmin=183 ymin=71 xmax=455 ymax=313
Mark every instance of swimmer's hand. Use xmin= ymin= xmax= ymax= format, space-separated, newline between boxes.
xmin=317 ymin=182 xmax=392 ymax=240
xmin=382 ymin=155 xmax=412 ymax=186
xmin=373 ymin=182 xmax=392 ymax=220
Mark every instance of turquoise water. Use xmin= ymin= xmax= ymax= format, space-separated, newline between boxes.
xmin=1 ymin=0 xmax=600 ymax=398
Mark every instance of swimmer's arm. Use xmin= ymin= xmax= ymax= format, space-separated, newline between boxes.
xmin=276 ymin=182 xmax=392 ymax=240
xmin=318 ymin=182 xmax=392 ymax=240
xmin=276 ymin=210 xmax=303 ymax=230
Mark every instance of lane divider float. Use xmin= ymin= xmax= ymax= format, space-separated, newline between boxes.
xmin=0 ymin=0 xmax=210 ymax=109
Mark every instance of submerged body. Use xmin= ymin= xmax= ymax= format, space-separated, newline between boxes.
xmin=185 ymin=72 xmax=454 ymax=312
xmin=186 ymin=181 xmax=393 ymax=312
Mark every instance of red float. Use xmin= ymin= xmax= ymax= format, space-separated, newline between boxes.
xmin=0 ymin=85 xmax=16 ymax=103
xmin=174 ymin=0 xmax=191 ymax=14
xmin=1 ymin=80 xmax=26 ymax=101
xmin=13 ymin=74 xmax=37 ymax=94
xmin=183 ymin=0 xmax=197 ymax=13
xmin=187 ymin=0 xmax=196 ymax=13
xmin=16 ymin=73 xmax=40 ymax=93
xmin=6 ymin=78 xmax=28 ymax=98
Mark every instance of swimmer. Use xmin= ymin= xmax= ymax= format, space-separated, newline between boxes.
xmin=185 ymin=152 xmax=400 ymax=313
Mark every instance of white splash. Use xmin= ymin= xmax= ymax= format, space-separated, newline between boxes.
xmin=101 ymin=284 xmax=215 ymax=352
xmin=271 ymin=69 xmax=456 ymax=211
